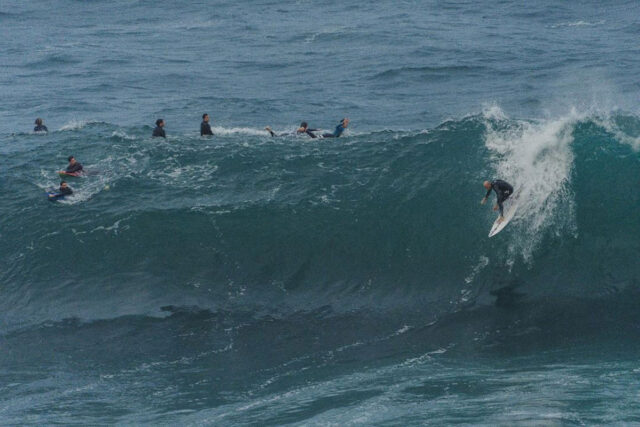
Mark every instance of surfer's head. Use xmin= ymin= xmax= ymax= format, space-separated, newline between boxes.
xmin=341 ymin=118 xmax=349 ymax=127
xmin=299 ymin=121 xmax=308 ymax=130
xmin=156 ymin=119 xmax=164 ymax=127
xmin=35 ymin=118 xmax=43 ymax=126
xmin=202 ymin=113 xmax=209 ymax=122
xmin=60 ymin=181 xmax=68 ymax=189
xmin=68 ymin=156 xmax=75 ymax=164
xmin=483 ymin=181 xmax=491 ymax=190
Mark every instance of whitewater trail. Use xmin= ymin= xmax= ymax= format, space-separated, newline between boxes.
xmin=483 ymin=107 xmax=578 ymax=264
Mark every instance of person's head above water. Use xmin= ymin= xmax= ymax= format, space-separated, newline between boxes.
xmin=299 ymin=121 xmax=308 ymax=130
xmin=202 ymin=113 xmax=209 ymax=122
xmin=156 ymin=119 xmax=164 ymax=127
xmin=35 ymin=118 xmax=43 ymax=126
xmin=68 ymin=156 xmax=76 ymax=164
xmin=483 ymin=181 xmax=491 ymax=190
xmin=60 ymin=181 xmax=68 ymax=189
xmin=340 ymin=118 xmax=349 ymax=127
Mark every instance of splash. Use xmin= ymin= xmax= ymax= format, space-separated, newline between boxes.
xmin=484 ymin=107 xmax=578 ymax=262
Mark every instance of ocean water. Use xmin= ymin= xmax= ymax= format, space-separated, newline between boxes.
xmin=2 ymin=0 xmax=640 ymax=424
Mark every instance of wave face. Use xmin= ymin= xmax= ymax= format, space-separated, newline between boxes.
xmin=5 ymin=0 xmax=640 ymax=423
xmin=2 ymin=110 xmax=640 ymax=329
xmin=4 ymin=110 xmax=640 ymax=424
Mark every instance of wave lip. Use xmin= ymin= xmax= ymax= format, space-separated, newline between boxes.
xmin=483 ymin=106 xmax=578 ymax=262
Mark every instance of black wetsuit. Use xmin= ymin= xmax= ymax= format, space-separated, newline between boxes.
xmin=50 ymin=185 xmax=72 ymax=200
xmin=34 ymin=125 xmax=48 ymax=132
xmin=66 ymin=162 xmax=83 ymax=173
xmin=267 ymin=128 xmax=318 ymax=138
xmin=485 ymin=179 xmax=514 ymax=216
xmin=200 ymin=121 xmax=213 ymax=136
xmin=299 ymin=128 xmax=318 ymax=138
xmin=322 ymin=123 xmax=346 ymax=138
xmin=59 ymin=186 xmax=73 ymax=195
xmin=152 ymin=126 xmax=166 ymax=138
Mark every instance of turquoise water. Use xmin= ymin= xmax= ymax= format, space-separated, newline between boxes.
xmin=3 ymin=0 xmax=640 ymax=424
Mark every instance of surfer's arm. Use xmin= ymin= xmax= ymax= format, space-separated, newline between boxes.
xmin=480 ymin=190 xmax=491 ymax=205
xmin=481 ymin=189 xmax=491 ymax=204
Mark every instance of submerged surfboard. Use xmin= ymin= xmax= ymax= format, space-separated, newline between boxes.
xmin=488 ymin=190 xmax=519 ymax=237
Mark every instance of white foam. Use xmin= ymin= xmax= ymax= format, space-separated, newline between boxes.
xmin=89 ymin=217 xmax=131 ymax=235
xmin=111 ymin=130 xmax=137 ymax=140
xmin=464 ymin=256 xmax=490 ymax=285
xmin=209 ymin=126 xmax=272 ymax=137
xmin=484 ymin=106 xmax=578 ymax=262
xmin=551 ymin=20 xmax=605 ymax=28
xmin=482 ymin=103 xmax=508 ymax=121
xmin=59 ymin=119 xmax=96 ymax=131
xmin=304 ymin=26 xmax=348 ymax=43
xmin=594 ymin=114 xmax=640 ymax=151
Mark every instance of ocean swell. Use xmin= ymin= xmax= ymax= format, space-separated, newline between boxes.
xmin=1 ymin=109 xmax=640 ymax=333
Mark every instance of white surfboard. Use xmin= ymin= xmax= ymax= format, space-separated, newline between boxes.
xmin=488 ymin=190 xmax=519 ymax=237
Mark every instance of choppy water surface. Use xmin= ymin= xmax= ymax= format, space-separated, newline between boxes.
xmin=2 ymin=0 xmax=640 ymax=424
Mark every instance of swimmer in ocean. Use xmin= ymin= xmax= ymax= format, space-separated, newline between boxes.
xmin=49 ymin=181 xmax=73 ymax=199
xmin=65 ymin=156 xmax=84 ymax=174
xmin=265 ymin=122 xmax=319 ymax=138
xmin=152 ymin=119 xmax=166 ymax=138
xmin=34 ymin=118 xmax=48 ymax=132
xmin=201 ymin=113 xmax=213 ymax=136
xmin=322 ymin=118 xmax=349 ymax=138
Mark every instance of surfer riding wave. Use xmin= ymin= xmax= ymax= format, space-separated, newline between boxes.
xmin=481 ymin=179 xmax=513 ymax=223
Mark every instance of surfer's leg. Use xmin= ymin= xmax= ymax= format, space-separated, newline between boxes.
xmin=497 ymin=194 xmax=506 ymax=216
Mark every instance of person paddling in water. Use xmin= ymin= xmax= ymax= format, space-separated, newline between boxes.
xmin=265 ymin=121 xmax=319 ymax=138
xmin=322 ymin=118 xmax=349 ymax=138
xmin=152 ymin=119 xmax=166 ymax=138
xmin=66 ymin=156 xmax=84 ymax=174
xmin=48 ymin=181 xmax=73 ymax=200
xmin=481 ymin=179 xmax=513 ymax=223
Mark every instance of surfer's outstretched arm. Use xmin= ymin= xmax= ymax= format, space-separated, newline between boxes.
xmin=265 ymin=126 xmax=277 ymax=137
xmin=481 ymin=182 xmax=492 ymax=204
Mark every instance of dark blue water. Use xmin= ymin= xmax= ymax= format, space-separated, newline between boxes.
xmin=3 ymin=0 xmax=640 ymax=424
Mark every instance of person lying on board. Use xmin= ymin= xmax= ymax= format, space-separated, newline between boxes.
xmin=49 ymin=181 xmax=73 ymax=199
xmin=481 ymin=179 xmax=513 ymax=223
xmin=322 ymin=118 xmax=349 ymax=138
xmin=58 ymin=181 xmax=73 ymax=195
xmin=65 ymin=156 xmax=84 ymax=174
xmin=265 ymin=121 xmax=319 ymax=138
